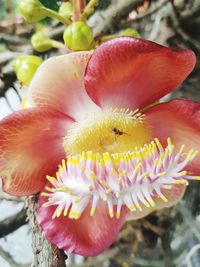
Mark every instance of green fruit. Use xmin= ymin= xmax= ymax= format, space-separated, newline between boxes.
xmin=59 ymin=2 xmax=72 ymax=19
xmin=63 ymin=21 xmax=94 ymax=51
xmin=13 ymin=55 xmax=43 ymax=85
xmin=119 ymin=28 xmax=141 ymax=38
xmin=18 ymin=0 xmax=47 ymax=23
xmin=31 ymin=31 xmax=53 ymax=52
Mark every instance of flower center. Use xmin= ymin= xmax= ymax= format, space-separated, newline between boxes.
xmin=63 ymin=109 xmax=151 ymax=155
xmin=42 ymin=138 xmax=199 ymax=220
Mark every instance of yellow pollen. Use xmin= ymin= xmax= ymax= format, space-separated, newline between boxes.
xmin=163 ymin=185 xmax=172 ymax=189
xmin=158 ymin=172 xmax=166 ymax=177
xmin=111 ymin=168 xmax=117 ymax=175
xmin=116 ymin=211 xmax=121 ymax=219
xmin=128 ymin=204 xmax=136 ymax=211
xmin=118 ymin=177 xmax=123 ymax=183
xmin=109 ymin=209 xmax=114 ymax=218
xmin=90 ymin=171 xmax=98 ymax=181
xmin=90 ymin=207 xmax=96 ymax=216
xmin=69 ymin=211 xmax=81 ymax=219
xmin=106 ymin=188 xmax=112 ymax=193
xmin=173 ymin=180 xmax=189 ymax=185
xmin=158 ymin=194 xmax=168 ymax=202
xmin=136 ymin=205 xmax=142 ymax=211
xmin=149 ymin=199 xmax=155 ymax=207
xmin=100 ymin=180 xmax=106 ymax=186
xmin=75 ymin=198 xmax=80 ymax=203
xmin=47 ymin=176 xmax=57 ymax=184
xmin=115 ymin=192 xmax=120 ymax=198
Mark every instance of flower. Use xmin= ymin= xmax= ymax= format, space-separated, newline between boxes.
xmin=0 ymin=37 xmax=199 ymax=256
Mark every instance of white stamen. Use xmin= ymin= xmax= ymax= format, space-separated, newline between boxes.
xmin=42 ymin=138 xmax=198 ymax=219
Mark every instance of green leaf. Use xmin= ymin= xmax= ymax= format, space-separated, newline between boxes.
xmin=97 ymin=0 xmax=111 ymax=10
xmin=39 ymin=0 xmax=59 ymax=11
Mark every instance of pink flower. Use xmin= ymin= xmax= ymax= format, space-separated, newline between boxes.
xmin=0 ymin=37 xmax=199 ymax=256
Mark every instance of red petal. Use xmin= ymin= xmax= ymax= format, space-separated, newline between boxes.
xmin=0 ymin=108 xmax=73 ymax=196
xmin=85 ymin=37 xmax=196 ymax=110
xmin=145 ymin=99 xmax=200 ymax=174
xmin=28 ymin=52 xmax=99 ymax=120
xmin=37 ymin=195 xmax=126 ymax=256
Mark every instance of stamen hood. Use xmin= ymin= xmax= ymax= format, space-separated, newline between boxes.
xmin=42 ymin=138 xmax=199 ymax=220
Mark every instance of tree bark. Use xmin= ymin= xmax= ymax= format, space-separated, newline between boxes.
xmin=26 ymin=196 xmax=66 ymax=267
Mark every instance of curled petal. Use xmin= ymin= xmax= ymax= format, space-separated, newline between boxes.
xmin=37 ymin=194 xmax=126 ymax=256
xmin=28 ymin=52 xmax=99 ymax=120
xmin=145 ymin=99 xmax=200 ymax=175
xmin=0 ymin=108 xmax=73 ymax=196
xmin=85 ymin=37 xmax=196 ymax=110
xmin=126 ymin=185 xmax=185 ymax=221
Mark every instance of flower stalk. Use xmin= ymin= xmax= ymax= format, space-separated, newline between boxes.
xmin=43 ymin=7 xmax=71 ymax=26
xmin=72 ymin=0 xmax=84 ymax=21
xmin=81 ymin=0 xmax=99 ymax=20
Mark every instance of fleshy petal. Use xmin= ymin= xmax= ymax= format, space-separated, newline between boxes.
xmin=145 ymin=99 xmax=200 ymax=175
xmin=126 ymin=185 xmax=185 ymax=221
xmin=37 ymin=195 xmax=126 ymax=256
xmin=85 ymin=37 xmax=196 ymax=110
xmin=0 ymin=108 xmax=73 ymax=196
xmin=28 ymin=52 xmax=99 ymax=120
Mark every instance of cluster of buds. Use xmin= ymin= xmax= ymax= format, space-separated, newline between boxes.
xmin=14 ymin=0 xmax=141 ymax=85
xmin=18 ymin=0 xmax=95 ymax=52
xmin=18 ymin=0 xmax=140 ymax=52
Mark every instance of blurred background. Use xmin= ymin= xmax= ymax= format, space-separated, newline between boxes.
xmin=0 ymin=0 xmax=200 ymax=266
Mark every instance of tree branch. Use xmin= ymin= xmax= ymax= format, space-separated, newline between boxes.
xmin=26 ymin=196 xmax=66 ymax=267
xmin=88 ymin=0 xmax=143 ymax=36
xmin=0 ymin=245 xmax=29 ymax=267
xmin=0 ymin=207 xmax=27 ymax=238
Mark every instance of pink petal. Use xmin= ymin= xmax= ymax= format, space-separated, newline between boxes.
xmin=28 ymin=52 xmax=99 ymax=120
xmin=84 ymin=37 xmax=196 ymax=110
xmin=37 ymin=194 xmax=126 ymax=256
xmin=0 ymin=108 xmax=73 ymax=196
xmin=145 ymin=99 xmax=200 ymax=175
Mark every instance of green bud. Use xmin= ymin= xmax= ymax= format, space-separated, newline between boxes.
xmin=13 ymin=55 xmax=43 ymax=85
xmin=59 ymin=2 xmax=72 ymax=19
xmin=63 ymin=21 xmax=94 ymax=51
xmin=119 ymin=28 xmax=141 ymax=38
xmin=31 ymin=31 xmax=53 ymax=52
xmin=18 ymin=0 xmax=47 ymax=23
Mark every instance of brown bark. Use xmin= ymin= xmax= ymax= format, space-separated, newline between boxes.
xmin=26 ymin=196 xmax=66 ymax=267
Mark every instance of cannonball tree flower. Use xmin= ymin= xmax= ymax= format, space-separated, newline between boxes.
xmin=0 ymin=37 xmax=200 ymax=256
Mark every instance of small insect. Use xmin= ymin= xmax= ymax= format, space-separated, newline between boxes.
xmin=112 ymin=127 xmax=125 ymax=136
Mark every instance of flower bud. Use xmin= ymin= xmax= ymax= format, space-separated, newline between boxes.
xmin=63 ymin=21 xmax=94 ymax=51
xmin=119 ymin=28 xmax=141 ymax=38
xmin=13 ymin=55 xmax=43 ymax=85
xmin=31 ymin=31 xmax=53 ymax=52
xmin=18 ymin=0 xmax=47 ymax=23
xmin=59 ymin=2 xmax=72 ymax=19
